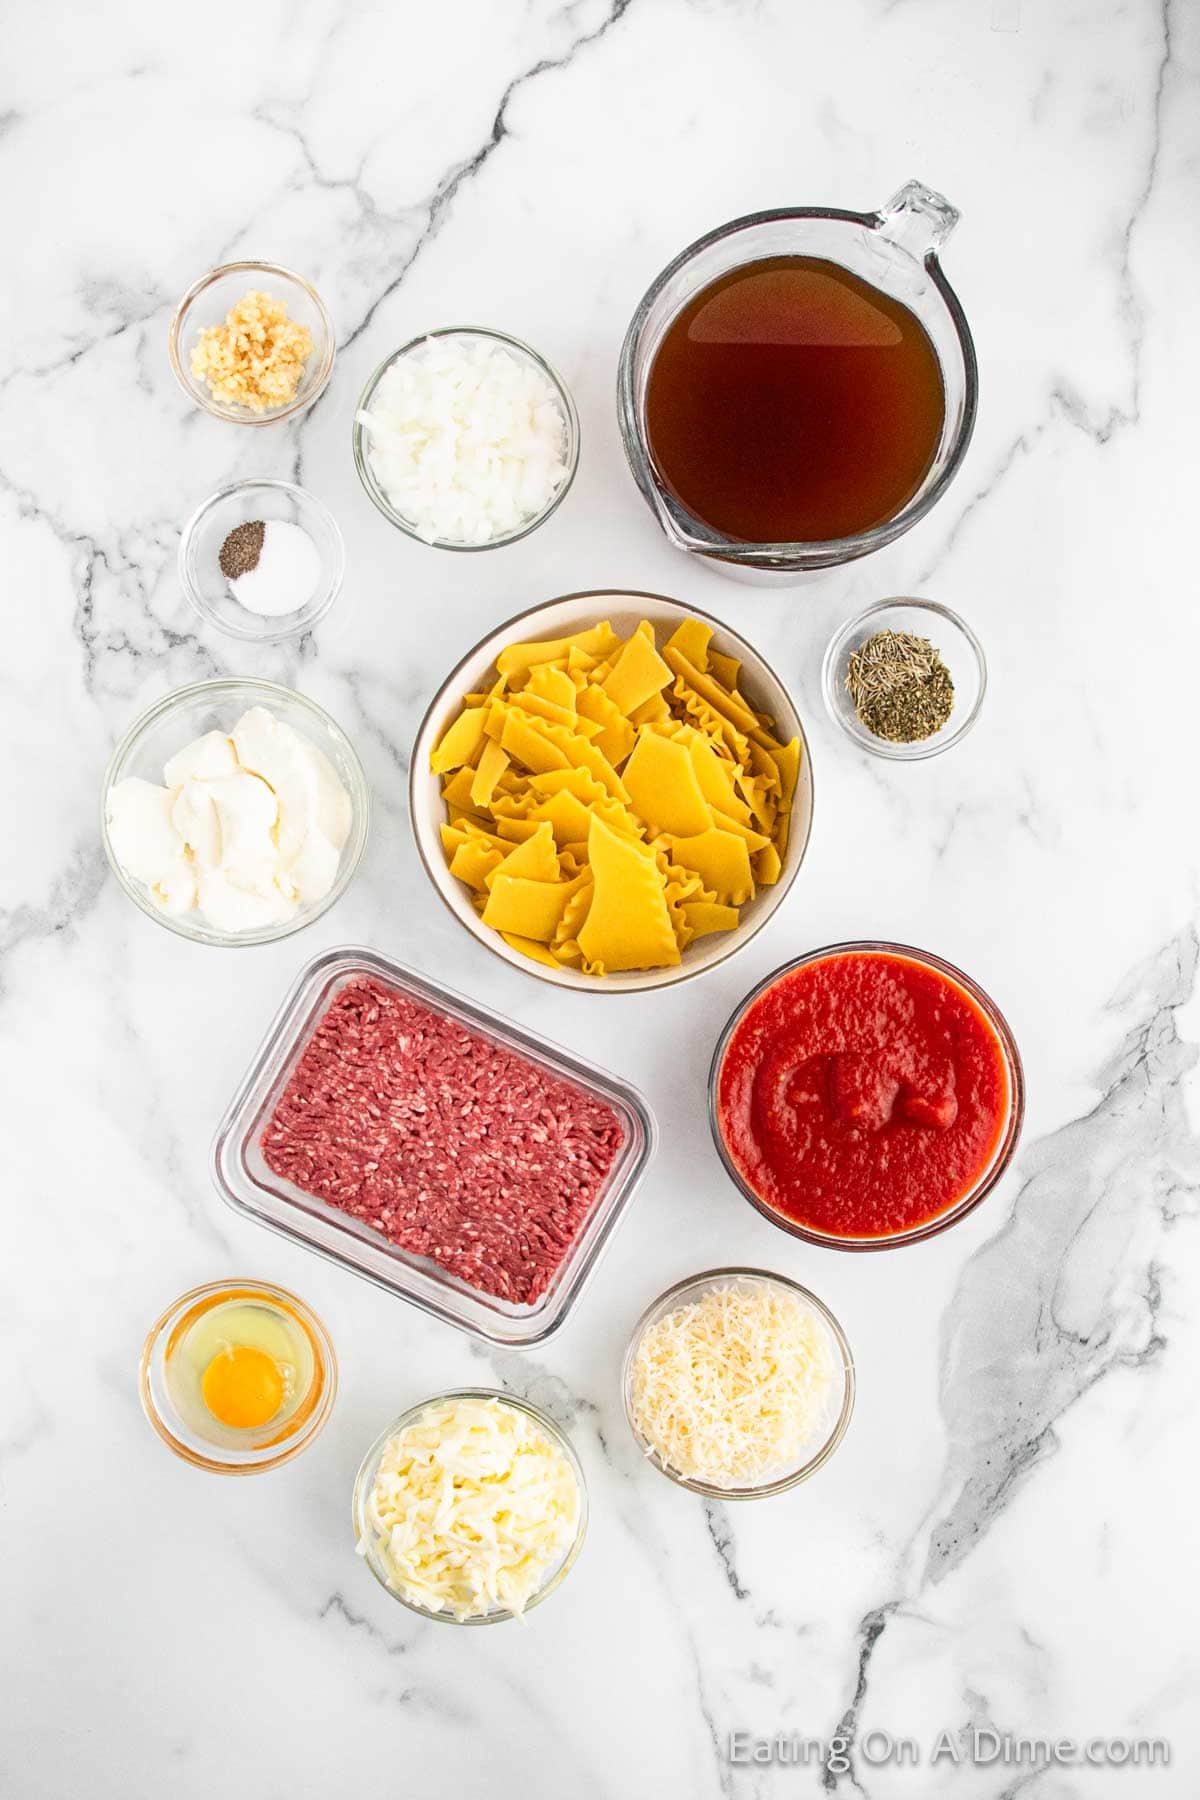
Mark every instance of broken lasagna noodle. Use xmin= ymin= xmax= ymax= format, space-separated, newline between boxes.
xmin=431 ymin=616 xmax=800 ymax=976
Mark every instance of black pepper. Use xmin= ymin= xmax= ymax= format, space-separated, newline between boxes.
xmin=219 ymin=519 xmax=266 ymax=581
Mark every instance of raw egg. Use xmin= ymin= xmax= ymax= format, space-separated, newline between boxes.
xmin=201 ymin=1344 xmax=284 ymax=1428
xmin=163 ymin=1295 xmax=315 ymax=1446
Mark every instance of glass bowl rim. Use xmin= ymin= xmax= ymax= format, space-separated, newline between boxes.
xmin=622 ymin=1266 xmax=855 ymax=1498
xmin=821 ymin=597 xmax=987 ymax=761
xmin=707 ymin=940 xmax=1025 ymax=1250
xmin=351 ymin=1387 xmax=589 ymax=1624
xmin=616 ymin=202 xmax=978 ymax=564
xmin=167 ymin=260 xmax=336 ymax=425
xmin=408 ymin=586 xmax=814 ymax=994
xmin=177 ymin=478 xmax=346 ymax=644
xmin=100 ymin=675 xmax=370 ymax=947
xmin=351 ymin=325 xmax=581 ymax=550
xmin=138 ymin=1277 xmax=337 ymax=1475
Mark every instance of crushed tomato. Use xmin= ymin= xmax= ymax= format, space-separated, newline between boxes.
xmin=716 ymin=950 xmax=1012 ymax=1239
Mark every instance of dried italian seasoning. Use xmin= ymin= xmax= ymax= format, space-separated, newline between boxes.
xmin=845 ymin=629 xmax=954 ymax=744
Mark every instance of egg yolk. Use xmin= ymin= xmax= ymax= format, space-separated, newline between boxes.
xmin=201 ymin=1344 xmax=285 ymax=1429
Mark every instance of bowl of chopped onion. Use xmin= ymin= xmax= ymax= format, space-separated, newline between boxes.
xmin=351 ymin=327 xmax=580 ymax=549
xmin=623 ymin=1269 xmax=854 ymax=1498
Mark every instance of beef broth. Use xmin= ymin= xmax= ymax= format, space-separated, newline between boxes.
xmin=644 ymin=255 xmax=945 ymax=544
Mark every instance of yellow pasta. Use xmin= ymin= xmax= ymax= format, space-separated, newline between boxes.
xmin=431 ymin=705 xmax=489 ymax=775
xmin=469 ymin=736 xmax=510 ymax=809
xmin=682 ymin=899 xmax=741 ymax=938
xmin=602 ymin=624 xmax=673 ymax=717
xmin=482 ymin=873 xmax=580 ymax=941
xmin=577 ymin=816 xmax=679 ymax=974
xmin=622 ymin=732 xmax=712 ymax=837
xmin=663 ymin=828 xmax=755 ymax=907
xmin=486 ymin=822 xmax=560 ymax=886
xmin=431 ymin=612 xmax=800 ymax=976
xmin=449 ymin=838 xmax=505 ymax=891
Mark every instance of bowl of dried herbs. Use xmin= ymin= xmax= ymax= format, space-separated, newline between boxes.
xmin=822 ymin=597 xmax=986 ymax=761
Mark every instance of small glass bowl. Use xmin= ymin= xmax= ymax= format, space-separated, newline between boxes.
xmin=179 ymin=479 xmax=345 ymax=643
xmin=709 ymin=943 xmax=1025 ymax=1250
xmin=623 ymin=1269 xmax=854 ymax=1499
xmin=139 ymin=1279 xmax=336 ymax=1475
xmin=352 ymin=1389 xmax=588 ymax=1624
xmin=352 ymin=327 xmax=580 ymax=550
xmin=822 ymin=597 xmax=986 ymax=760
xmin=168 ymin=261 xmax=335 ymax=425
xmin=101 ymin=677 xmax=370 ymax=947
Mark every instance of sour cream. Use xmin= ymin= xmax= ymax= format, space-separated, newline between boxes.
xmin=106 ymin=706 xmax=351 ymax=932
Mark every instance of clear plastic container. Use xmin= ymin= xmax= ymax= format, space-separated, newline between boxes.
xmin=212 ymin=947 xmax=657 ymax=1345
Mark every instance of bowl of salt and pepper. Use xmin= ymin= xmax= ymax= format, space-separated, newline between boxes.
xmin=178 ymin=477 xmax=345 ymax=644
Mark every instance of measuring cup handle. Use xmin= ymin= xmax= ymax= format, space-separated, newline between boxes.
xmin=874 ymin=180 xmax=960 ymax=262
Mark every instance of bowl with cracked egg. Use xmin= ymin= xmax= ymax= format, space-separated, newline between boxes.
xmin=101 ymin=677 xmax=370 ymax=946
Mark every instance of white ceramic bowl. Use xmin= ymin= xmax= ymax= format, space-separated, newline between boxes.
xmin=410 ymin=590 xmax=813 ymax=993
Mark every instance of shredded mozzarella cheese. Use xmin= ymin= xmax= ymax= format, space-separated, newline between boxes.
xmin=359 ymin=1396 xmax=580 ymax=1620
xmin=357 ymin=335 xmax=569 ymax=544
xmin=629 ymin=1280 xmax=838 ymax=1488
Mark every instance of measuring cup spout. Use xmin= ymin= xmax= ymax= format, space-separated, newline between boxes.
xmin=874 ymin=180 xmax=960 ymax=264
xmin=644 ymin=484 xmax=695 ymax=552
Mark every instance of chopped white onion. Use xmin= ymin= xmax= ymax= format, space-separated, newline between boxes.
xmin=358 ymin=335 xmax=570 ymax=545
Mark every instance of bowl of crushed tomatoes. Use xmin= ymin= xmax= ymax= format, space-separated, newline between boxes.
xmin=709 ymin=942 xmax=1024 ymax=1249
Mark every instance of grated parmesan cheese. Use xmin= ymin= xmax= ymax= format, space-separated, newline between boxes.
xmin=357 ymin=334 xmax=570 ymax=545
xmin=358 ymin=1395 xmax=580 ymax=1621
xmin=629 ymin=1279 xmax=839 ymax=1489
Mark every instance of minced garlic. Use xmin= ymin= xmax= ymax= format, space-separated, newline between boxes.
xmin=190 ymin=290 xmax=314 ymax=413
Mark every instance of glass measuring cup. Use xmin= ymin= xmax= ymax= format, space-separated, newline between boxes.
xmin=616 ymin=181 xmax=977 ymax=583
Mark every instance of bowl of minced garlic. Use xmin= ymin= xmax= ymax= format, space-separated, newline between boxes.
xmin=169 ymin=260 xmax=335 ymax=423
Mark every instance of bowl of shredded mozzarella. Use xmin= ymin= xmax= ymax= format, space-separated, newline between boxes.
xmin=623 ymin=1269 xmax=854 ymax=1497
xmin=352 ymin=328 xmax=580 ymax=549
xmin=352 ymin=1390 xmax=587 ymax=1623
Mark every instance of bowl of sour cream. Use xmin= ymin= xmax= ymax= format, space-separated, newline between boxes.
xmin=101 ymin=678 xmax=370 ymax=946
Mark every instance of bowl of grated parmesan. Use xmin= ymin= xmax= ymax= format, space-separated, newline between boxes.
xmin=623 ymin=1269 xmax=854 ymax=1497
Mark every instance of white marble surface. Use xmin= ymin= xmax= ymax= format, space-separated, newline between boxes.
xmin=3 ymin=0 xmax=1198 ymax=1794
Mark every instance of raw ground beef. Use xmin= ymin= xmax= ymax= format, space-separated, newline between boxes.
xmin=261 ymin=978 xmax=625 ymax=1304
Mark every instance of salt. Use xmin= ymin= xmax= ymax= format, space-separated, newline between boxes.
xmin=229 ymin=520 xmax=322 ymax=618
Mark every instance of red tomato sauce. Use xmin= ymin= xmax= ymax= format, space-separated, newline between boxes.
xmin=716 ymin=950 xmax=1013 ymax=1240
